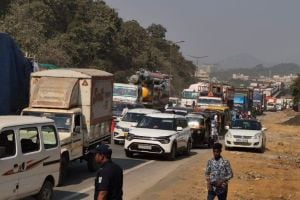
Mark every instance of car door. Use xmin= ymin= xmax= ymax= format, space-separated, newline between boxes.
xmin=17 ymin=126 xmax=45 ymax=198
xmin=181 ymin=119 xmax=190 ymax=146
xmin=175 ymin=119 xmax=186 ymax=148
xmin=71 ymin=114 xmax=83 ymax=159
xmin=0 ymin=129 xmax=19 ymax=200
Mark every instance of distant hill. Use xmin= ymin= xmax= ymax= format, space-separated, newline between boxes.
xmin=211 ymin=63 xmax=300 ymax=81
xmin=216 ymin=53 xmax=265 ymax=70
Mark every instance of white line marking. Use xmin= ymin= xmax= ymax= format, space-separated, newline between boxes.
xmin=61 ymin=160 xmax=155 ymax=200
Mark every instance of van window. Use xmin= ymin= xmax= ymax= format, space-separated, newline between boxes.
xmin=0 ymin=130 xmax=16 ymax=158
xmin=42 ymin=125 xmax=58 ymax=149
xmin=20 ymin=127 xmax=40 ymax=154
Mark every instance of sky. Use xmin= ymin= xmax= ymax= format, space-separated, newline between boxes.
xmin=104 ymin=0 xmax=300 ymax=65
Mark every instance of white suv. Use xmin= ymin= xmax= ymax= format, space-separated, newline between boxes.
xmin=124 ymin=113 xmax=192 ymax=160
xmin=114 ymin=108 xmax=160 ymax=144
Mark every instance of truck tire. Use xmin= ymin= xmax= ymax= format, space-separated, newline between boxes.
xmin=125 ymin=150 xmax=133 ymax=158
xmin=166 ymin=143 xmax=176 ymax=161
xmin=35 ymin=180 xmax=53 ymax=200
xmin=57 ymin=154 xmax=69 ymax=186
xmin=87 ymin=153 xmax=99 ymax=172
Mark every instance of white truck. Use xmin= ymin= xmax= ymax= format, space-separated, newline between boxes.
xmin=181 ymin=82 xmax=209 ymax=107
xmin=22 ymin=68 xmax=113 ymax=185
xmin=113 ymin=83 xmax=140 ymax=104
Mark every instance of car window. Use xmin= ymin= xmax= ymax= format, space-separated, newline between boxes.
xmin=42 ymin=125 xmax=58 ymax=149
xmin=137 ymin=116 xmax=175 ymax=131
xmin=20 ymin=127 xmax=40 ymax=154
xmin=231 ymin=120 xmax=261 ymax=130
xmin=0 ymin=130 xmax=16 ymax=158
xmin=122 ymin=113 xmax=146 ymax=122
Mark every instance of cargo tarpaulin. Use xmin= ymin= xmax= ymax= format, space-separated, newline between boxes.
xmin=0 ymin=33 xmax=33 ymax=115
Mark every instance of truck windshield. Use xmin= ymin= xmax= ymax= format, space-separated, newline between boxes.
xmin=186 ymin=117 xmax=204 ymax=125
xmin=113 ymin=86 xmax=137 ymax=98
xmin=198 ymin=98 xmax=222 ymax=104
xmin=182 ymin=91 xmax=198 ymax=99
xmin=137 ymin=117 xmax=175 ymax=131
xmin=23 ymin=111 xmax=72 ymax=132
xmin=122 ymin=113 xmax=146 ymax=123
xmin=231 ymin=120 xmax=261 ymax=130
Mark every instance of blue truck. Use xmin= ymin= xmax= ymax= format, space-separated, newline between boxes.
xmin=0 ymin=33 xmax=33 ymax=115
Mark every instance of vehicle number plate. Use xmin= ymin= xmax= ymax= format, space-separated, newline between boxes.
xmin=124 ymin=132 xmax=128 ymax=137
xmin=138 ymin=144 xmax=152 ymax=150
xmin=236 ymin=138 xmax=248 ymax=143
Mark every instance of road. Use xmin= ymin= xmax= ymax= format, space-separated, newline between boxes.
xmin=47 ymin=143 xmax=210 ymax=200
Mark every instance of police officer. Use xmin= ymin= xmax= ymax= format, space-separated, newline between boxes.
xmin=92 ymin=144 xmax=123 ymax=200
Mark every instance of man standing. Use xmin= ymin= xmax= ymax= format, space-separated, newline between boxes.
xmin=205 ymin=143 xmax=233 ymax=200
xmin=93 ymin=144 xmax=123 ymax=200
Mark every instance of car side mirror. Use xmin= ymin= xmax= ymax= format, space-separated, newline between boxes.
xmin=262 ymin=127 xmax=267 ymax=131
xmin=225 ymin=125 xmax=229 ymax=130
xmin=177 ymin=127 xmax=183 ymax=131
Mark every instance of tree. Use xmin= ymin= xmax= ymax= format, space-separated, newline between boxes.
xmin=147 ymin=23 xmax=167 ymax=39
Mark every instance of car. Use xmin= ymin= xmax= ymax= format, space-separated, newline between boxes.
xmin=112 ymin=102 xmax=145 ymax=121
xmin=164 ymin=106 xmax=194 ymax=116
xmin=224 ymin=119 xmax=266 ymax=153
xmin=113 ymin=108 xmax=161 ymax=144
xmin=124 ymin=113 xmax=192 ymax=160
xmin=266 ymin=102 xmax=276 ymax=112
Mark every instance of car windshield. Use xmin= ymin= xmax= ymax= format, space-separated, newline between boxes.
xmin=122 ymin=113 xmax=146 ymax=122
xmin=186 ymin=117 xmax=204 ymax=125
xmin=198 ymin=98 xmax=222 ymax=104
xmin=231 ymin=120 xmax=261 ymax=130
xmin=182 ymin=91 xmax=198 ymax=99
xmin=113 ymin=86 xmax=137 ymax=97
xmin=137 ymin=116 xmax=175 ymax=130
xmin=23 ymin=111 xmax=72 ymax=131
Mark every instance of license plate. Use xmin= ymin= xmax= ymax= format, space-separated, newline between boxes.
xmin=236 ymin=138 xmax=248 ymax=143
xmin=124 ymin=132 xmax=128 ymax=137
xmin=138 ymin=144 xmax=152 ymax=150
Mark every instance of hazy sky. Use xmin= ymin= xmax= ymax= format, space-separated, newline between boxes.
xmin=104 ymin=0 xmax=300 ymax=65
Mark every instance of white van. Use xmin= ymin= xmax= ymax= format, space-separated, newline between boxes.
xmin=0 ymin=116 xmax=61 ymax=200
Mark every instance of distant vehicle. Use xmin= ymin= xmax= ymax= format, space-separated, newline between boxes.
xmin=197 ymin=96 xmax=223 ymax=108
xmin=164 ymin=106 xmax=194 ymax=116
xmin=186 ymin=112 xmax=214 ymax=147
xmin=266 ymin=102 xmax=276 ymax=112
xmin=124 ymin=113 xmax=192 ymax=160
xmin=112 ymin=102 xmax=145 ymax=121
xmin=275 ymin=104 xmax=283 ymax=111
xmin=113 ymin=108 xmax=161 ymax=144
xmin=168 ymin=97 xmax=180 ymax=107
xmin=113 ymin=83 xmax=140 ymax=104
xmin=0 ymin=116 xmax=60 ymax=200
xmin=181 ymin=89 xmax=199 ymax=107
xmin=224 ymin=119 xmax=266 ymax=153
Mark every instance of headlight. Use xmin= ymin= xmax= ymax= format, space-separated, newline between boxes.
xmin=126 ymin=133 xmax=134 ymax=141
xmin=157 ymin=136 xmax=171 ymax=144
xmin=252 ymin=133 xmax=261 ymax=139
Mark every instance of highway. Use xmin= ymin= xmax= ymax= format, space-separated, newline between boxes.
xmin=44 ymin=143 xmax=210 ymax=200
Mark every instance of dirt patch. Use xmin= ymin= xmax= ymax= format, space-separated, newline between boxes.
xmin=138 ymin=110 xmax=300 ymax=200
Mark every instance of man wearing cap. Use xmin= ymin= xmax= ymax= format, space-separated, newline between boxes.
xmin=93 ymin=144 xmax=123 ymax=200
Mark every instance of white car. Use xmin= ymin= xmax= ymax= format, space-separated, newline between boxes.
xmin=113 ymin=108 xmax=160 ymax=144
xmin=124 ymin=113 xmax=192 ymax=160
xmin=224 ymin=119 xmax=266 ymax=153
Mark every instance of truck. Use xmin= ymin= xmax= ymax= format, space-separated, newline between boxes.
xmin=0 ymin=33 xmax=33 ymax=115
xmin=233 ymin=88 xmax=253 ymax=112
xmin=22 ymin=68 xmax=113 ymax=185
xmin=128 ymin=68 xmax=170 ymax=110
xmin=113 ymin=83 xmax=140 ymax=104
xmin=253 ymin=89 xmax=265 ymax=115
xmin=181 ymin=82 xmax=208 ymax=107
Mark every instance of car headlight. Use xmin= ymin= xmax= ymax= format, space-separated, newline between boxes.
xmin=126 ymin=133 xmax=135 ymax=141
xmin=157 ymin=136 xmax=171 ymax=144
xmin=252 ymin=133 xmax=261 ymax=139
xmin=226 ymin=132 xmax=232 ymax=138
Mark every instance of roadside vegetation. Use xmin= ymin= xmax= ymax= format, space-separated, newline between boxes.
xmin=0 ymin=0 xmax=197 ymax=95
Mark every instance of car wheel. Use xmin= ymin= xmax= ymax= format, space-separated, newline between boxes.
xmin=167 ymin=143 xmax=176 ymax=161
xmin=57 ymin=154 xmax=68 ymax=186
xmin=125 ymin=150 xmax=133 ymax=158
xmin=35 ymin=180 xmax=53 ymax=200
xmin=114 ymin=140 xmax=119 ymax=145
xmin=87 ymin=153 xmax=99 ymax=172
xmin=225 ymin=146 xmax=230 ymax=151
xmin=258 ymin=143 xmax=265 ymax=153
xmin=185 ymin=140 xmax=191 ymax=156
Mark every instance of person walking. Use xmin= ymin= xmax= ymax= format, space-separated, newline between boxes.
xmin=93 ymin=144 xmax=123 ymax=200
xmin=205 ymin=143 xmax=233 ymax=200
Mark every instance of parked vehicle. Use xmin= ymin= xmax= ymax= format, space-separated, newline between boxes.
xmin=0 ymin=116 xmax=60 ymax=200
xmin=112 ymin=102 xmax=145 ymax=122
xmin=113 ymin=108 xmax=161 ymax=144
xmin=22 ymin=68 xmax=113 ymax=185
xmin=124 ymin=113 xmax=192 ymax=160
xmin=224 ymin=119 xmax=266 ymax=153
xmin=186 ymin=112 xmax=213 ymax=147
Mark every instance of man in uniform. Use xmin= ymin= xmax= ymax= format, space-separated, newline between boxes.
xmin=93 ymin=144 xmax=123 ymax=200
xmin=205 ymin=143 xmax=233 ymax=200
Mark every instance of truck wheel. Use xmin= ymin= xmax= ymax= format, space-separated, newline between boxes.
xmin=35 ymin=180 xmax=53 ymax=200
xmin=58 ymin=154 xmax=68 ymax=186
xmin=87 ymin=153 xmax=99 ymax=172
xmin=125 ymin=150 xmax=133 ymax=158
xmin=166 ymin=144 xmax=176 ymax=161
